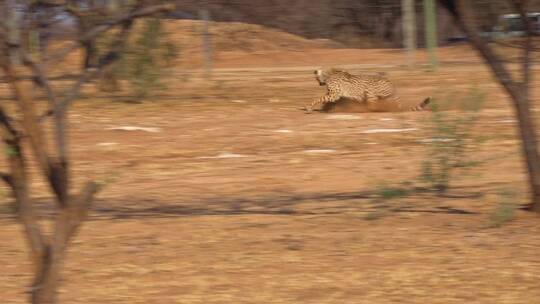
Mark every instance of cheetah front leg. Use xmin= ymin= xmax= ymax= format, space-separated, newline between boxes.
xmin=366 ymin=94 xmax=380 ymax=112
xmin=306 ymin=91 xmax=340 ymax=113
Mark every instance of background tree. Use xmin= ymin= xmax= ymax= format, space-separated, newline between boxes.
xmin=0 ymin=1 xmax=174 ymax=303
xmin=438 ymin=0 xmax=540 ymax=211
xmin=96 ymin=16 xmax=177 ymax=99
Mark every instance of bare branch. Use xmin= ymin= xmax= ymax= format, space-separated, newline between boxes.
xmin=513 ymin=0 xmax=534 ymax=87
xmin=46 ymin=3 xmax=175 ymax=64
xmin=21 ymin=51 xmax=58 ymax=108
xmin=448 ymin=0 xmax=520 ymax=100
xmin=0 ymin=104 xmax=47 ymax=272
xmin=0 ymin=1 xmax=178 ymax=301
xmin=53 ymin=181 xmax=99 ymax=250
xmin=38 ymin=68 xmax=95 ymax=121
xmin=0 ymin=101 xmax=20 ymax=138
xmin=0 ymin=172 xmax=12 ymax=187
xmin=1 ymin=62 xmax=72 ymax=205
xmin=2 ymin=65 xmax=51 ymax=164
xmin=71 ymin=181 xmax=100 ymax=222
xmin=2 ymin=21 xmax=72 ymax=204
xmin=40 ymin=17 xmax=135 ymax=120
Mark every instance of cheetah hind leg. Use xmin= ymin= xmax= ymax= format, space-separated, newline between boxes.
xmin=387 ymin=96 xmax=403 ymax=111
xmin=305 ymin=92 xmax=340 ymax=114
xmin=366 ymin=95 xmax=381 ymax=112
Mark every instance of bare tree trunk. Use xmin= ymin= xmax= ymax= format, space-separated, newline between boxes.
xmin=0 ymin=3 xmax=175 ymax=303
xmin=515 ymin=0 xmax=540 ymax=211
xmin=515 ymin=90 xmax=540 ymax=211
xmin=31 ymin=246 xmax=60 ymax=304
xmin=402 ymin=0 xmax=417 ymax=67
xmin=199 ymin=9 xmax=213 ymax=79
xmin=440 ymin=0 xmax=540 ymax=210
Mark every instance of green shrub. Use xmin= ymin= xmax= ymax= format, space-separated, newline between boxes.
xmin=420 ymin=88 xmax=485 ymax=193
xmin=97 ymin=17 xmax=178 ymax=100
xmin=486 ymin=190 xmax=516 ymax=228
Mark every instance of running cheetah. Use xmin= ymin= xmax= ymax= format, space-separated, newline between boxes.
xmin=306 ymin=68 xmax=431 ymax=113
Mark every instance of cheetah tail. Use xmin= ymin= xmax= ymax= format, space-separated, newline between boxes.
xmin=409 ymin=97 xmax=431 ymax=111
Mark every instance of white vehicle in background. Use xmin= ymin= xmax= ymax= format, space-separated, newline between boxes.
xmin=489 ymin=12 xmax=540 ymax=38
xmin=446 ymin=12 xmax=540 ymax=44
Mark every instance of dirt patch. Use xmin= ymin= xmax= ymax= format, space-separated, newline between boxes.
xmin=319 ymin=97 xmax=419 ymax=113
xmin=1 ymin=45 xmax=540 ymax=303
xmin=161 ymin=19 xmax=344 ymax=68
xmin=165 ymin=20 xmax=343 ymax=52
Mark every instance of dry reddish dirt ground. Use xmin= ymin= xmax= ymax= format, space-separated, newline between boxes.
xmin=2 ymin=36 xmax=540 ymax=303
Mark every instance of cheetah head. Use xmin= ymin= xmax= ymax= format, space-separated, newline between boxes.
xmin=314 ymin=69 xmax=326 ymax=86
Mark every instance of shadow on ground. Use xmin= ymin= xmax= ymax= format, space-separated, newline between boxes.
xmin=0 ymin=189 xmax=481 ymax=221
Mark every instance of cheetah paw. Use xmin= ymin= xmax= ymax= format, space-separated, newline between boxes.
xmin=303 ymin=106 xmax=314 ymax=113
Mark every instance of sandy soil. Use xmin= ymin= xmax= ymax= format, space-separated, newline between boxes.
xmin=2 ymin=21 xmax=540 ymax=303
